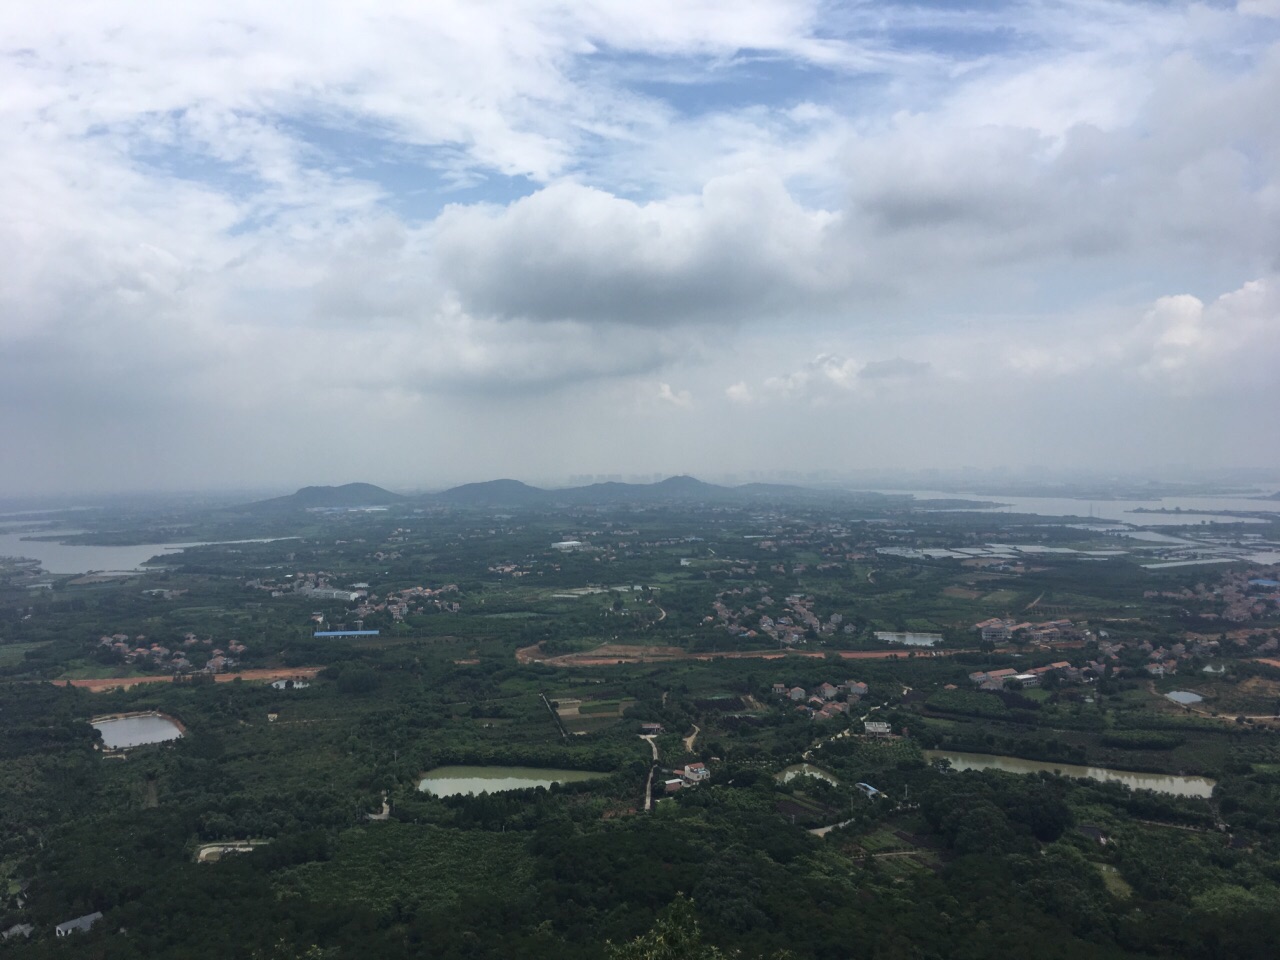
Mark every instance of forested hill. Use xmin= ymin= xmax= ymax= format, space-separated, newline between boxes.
xmin=240 ymin=483 xmax=406 ymax=513
xmin=430 ymin=475 xmax=848 ymax=507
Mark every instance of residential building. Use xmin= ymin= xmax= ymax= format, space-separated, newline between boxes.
xmin=55 ymin=913 xmax=102 ymax=937
xmin=683 ymin=762 xmax=710 ymax=782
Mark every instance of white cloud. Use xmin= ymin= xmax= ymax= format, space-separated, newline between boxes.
xmin=1240 ymin=0 xmax=1280 ymax=19
xmin=656 ymin=382 xmax=693 ymax=408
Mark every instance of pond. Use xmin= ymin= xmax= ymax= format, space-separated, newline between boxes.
xmin=417 ymin=765 xmax=605 ymax=796
xmin=1165 ymin=690 xmax=1204 ymax=705
xmin=873 ymin=632 xmax=941 ymax=647
xmin=924 ymin=750 xmax=1215 ymax=798
xmin=92 ymin=713 xmax=184 ymax=749
xmin=776 ymin=763 xmax=840 ymax=785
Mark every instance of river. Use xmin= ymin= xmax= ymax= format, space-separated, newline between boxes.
xmin=924 ymin=750 xmax=1215 ymax=798
xmin=417 ymin=765 xmax=605 ymax=796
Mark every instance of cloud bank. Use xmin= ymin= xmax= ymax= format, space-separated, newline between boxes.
xmin=1 ymin=1 xmax=1278 ymax=491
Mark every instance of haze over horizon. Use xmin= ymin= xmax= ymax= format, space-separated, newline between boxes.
xmin=4 ymin=1 xmax=1280 ymax=496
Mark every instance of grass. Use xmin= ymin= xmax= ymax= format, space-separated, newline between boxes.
xmin=1096 ymin=862 xmax=1133 ymax=898
xmin=0 ymin=641 xmax=50 ymax=665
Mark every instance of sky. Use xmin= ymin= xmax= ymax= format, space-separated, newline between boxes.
xmin=2 ymin=0 xmax=1280 ymax=495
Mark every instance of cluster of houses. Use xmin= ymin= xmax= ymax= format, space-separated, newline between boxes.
xmin=968 ymin=661 xmax=1080 ymax=691
xmin=1096 ymin=636 xmax=1253 ymax=677
xmin=771 ymin=679 xmax=868 ymax=721
xmin=96 ymin=632 xmax=243 ymax=674
xmin=1141 ymin=569 xmax=1280 ymax=623
xmin=707 ymin=588 xmax=848 ymax=646
xmin=247 ymin=573 xmax=462 ymax=622
xmin=974 ymin=617 xmax=1082 ymax=645
xmin=355 ymin=582 xmax=460 ymax=621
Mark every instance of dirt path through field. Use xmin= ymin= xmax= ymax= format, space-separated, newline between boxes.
xmin=61 ymin=667 xmax=323 ymax=692
xmin=519 ymin=644 xmax=976 ymax=667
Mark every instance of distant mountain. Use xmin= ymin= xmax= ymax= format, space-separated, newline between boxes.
xmin=240 ymin=476 xmax=857 ymax=512
xmin=239 ymin=483 xmax=405 ymax=512
xmin=433 ymin=479 xmax=549 ymax=506
xmin=427 ymin=474 xmax=844 ymax=507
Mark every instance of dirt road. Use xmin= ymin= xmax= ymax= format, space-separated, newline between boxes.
xmin=516 ymin=642 xmax=975 ymax=668
xmin=683 ymin=724 xmax=699 ymax=752
xmin=61 ymin=667 xmax=323 ymax=692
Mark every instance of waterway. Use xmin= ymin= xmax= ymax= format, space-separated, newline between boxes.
xmin=924 ymin=750 xmax=1215 ymax=798
xmin=92 ymin=713 xmax=184 ymax=749
xmin=417 ymin=765 xmax=605 ymax=796
xmin=0 ymin=529 xmax=293 ymax=575
xmin=776 ymin=763 xmax=840 ymax=785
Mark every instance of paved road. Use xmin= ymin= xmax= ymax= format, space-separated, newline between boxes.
xmin=639 ymin=735 xmax=659 ymax=811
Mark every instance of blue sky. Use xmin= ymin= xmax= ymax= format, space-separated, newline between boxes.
xmin=1 ymin=0 xmax=1279 ymax=493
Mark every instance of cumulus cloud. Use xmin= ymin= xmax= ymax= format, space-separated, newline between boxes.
xmin=434 ymin=174 xmax=844 ymax=326
xmin=656 ymin=383 xmax=693 ymax=408
xmin=858 ymin=358 xmax=933 ymax=381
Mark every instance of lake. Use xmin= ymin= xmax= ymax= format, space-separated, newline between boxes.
xmin=924 ymin=750 xmax=1215 ymax=798
xmin=0 ymin=530 xmax=293 ymax=575
xmin=92 ymin=713 xmax=184 ymax=749
xmin=417 ymin=765 xmax=605 ymax=796
xmin=777 ymin=763 xmax=840 ymax=785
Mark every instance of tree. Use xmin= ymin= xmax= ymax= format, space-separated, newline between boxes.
xmin=606 ymin=895 xmax=733 ymax=960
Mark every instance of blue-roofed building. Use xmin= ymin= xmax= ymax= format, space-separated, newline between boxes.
xmin=313 ymin=630 xmax=381 ymax=638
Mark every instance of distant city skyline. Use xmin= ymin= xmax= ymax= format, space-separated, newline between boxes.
xmin=3 ymin=2 xmax=1279 ymax=495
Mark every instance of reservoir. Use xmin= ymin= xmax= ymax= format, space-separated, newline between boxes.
xmin=1165 ymin=691 xmax=1204 ymax=705
xmin=777 ymin=763 xmax=839 ymax=785
xmin=92 ymin=713 xmax=184 ymax=749
xmin=418 ymin=765 xmax=605 ymax=796
xmin=924 ymin=750 xmax=1215 ymax=798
